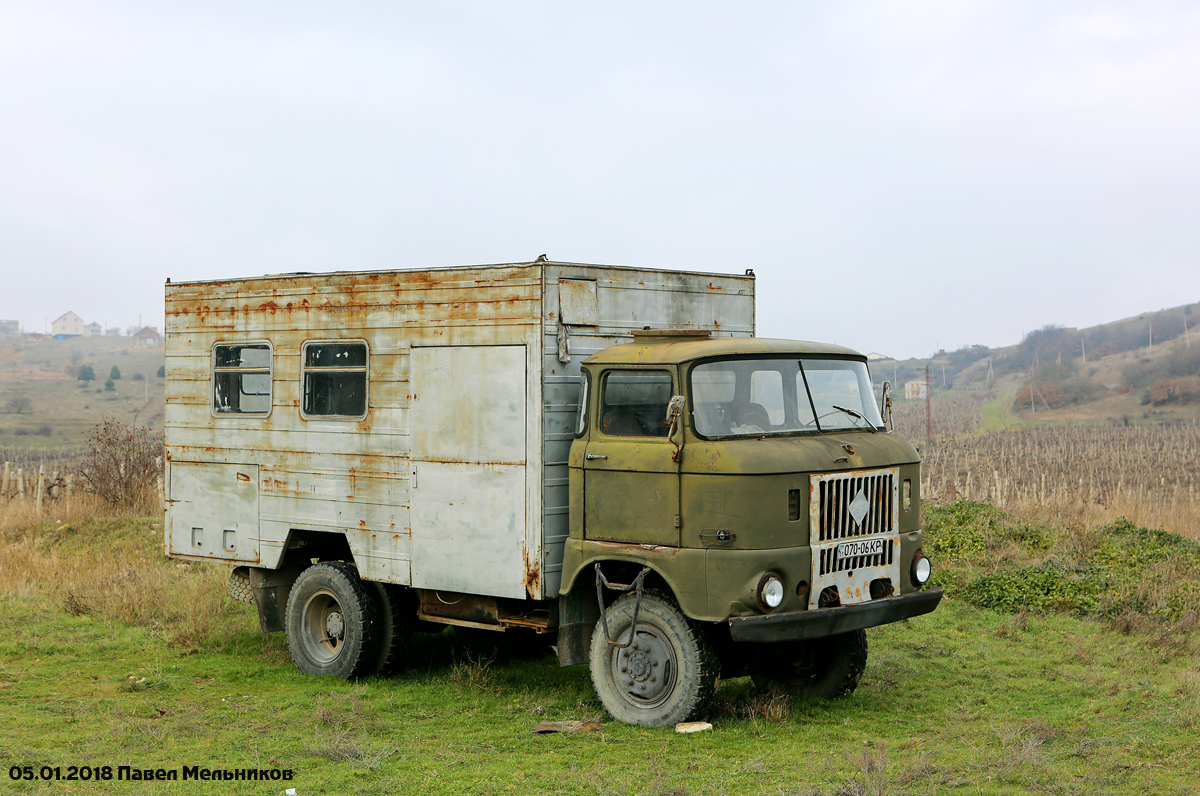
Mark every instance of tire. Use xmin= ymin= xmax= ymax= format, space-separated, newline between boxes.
xmin=364 ymin=582 xmax=410 ymax=677
xmin=285 ymin=562 xmax=381 ymax=680
xmin=589 ymin=590 xmax=718 ymax=728
xmin=751 ymin=629 xmax=868 ymax=699
xmin=229 ymin=569 xmax=254 ymax=604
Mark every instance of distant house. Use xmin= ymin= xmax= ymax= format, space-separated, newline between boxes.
xmin=0 ymin=320 xmax=18 ymax=336
xmin=105 ymin=327 xmax=121 ymax=336
xmin=134 ymin=326 xmax=163 ymax=348
xmin=51 ymin=311 xmax=87 ymax=339
xmin=85 ymin=322 xmax=102 ymax=337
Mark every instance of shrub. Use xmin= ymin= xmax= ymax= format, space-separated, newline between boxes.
xmin=104 ymin=379 xmax=115 ymax=391
xmin=924 ymin=501 xmax=996 ymax=561
xmin=156 ymin=365 xmax=165 ymax=378
xmin=131 ymin=372 xmax=145 ymax=381
xmin=77 ymin=365 xmax=95 ymax=381
xmin=74 ymin=418 xmax=164 ymax=510
xmin=110 ymin=365 xmax=121 ymax=380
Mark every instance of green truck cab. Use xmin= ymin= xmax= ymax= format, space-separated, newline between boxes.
xmin=558 ymin=330 xmax=941 ymax=726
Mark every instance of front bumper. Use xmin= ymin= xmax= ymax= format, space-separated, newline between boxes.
xmin=727 ymin=588 xmax=943 ymax=643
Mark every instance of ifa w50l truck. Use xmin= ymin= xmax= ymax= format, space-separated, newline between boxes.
xmin=164 ymin=261 xmax=941 ymax=727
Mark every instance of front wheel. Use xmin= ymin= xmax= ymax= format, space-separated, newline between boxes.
xmin=285 ymin=562 xmax=380 ymax=679
xmin=751 ymin=629 xmax=868 ymax=698
xmin=589 ymin=590 xmax=718 ymax=728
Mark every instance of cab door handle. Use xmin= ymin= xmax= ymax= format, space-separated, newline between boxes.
xmin=585 ymin=453 xmax=608 ymax=460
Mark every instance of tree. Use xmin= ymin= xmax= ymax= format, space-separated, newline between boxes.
xmin=77 ymin=364 xmax=95 ymax=381
xmin=110 ymin=365 xmax=121 ymax=380
xmin=6 ymin=393 xmax=31 ymax=414
xmin=104 ymin=379 xmax=115 ymax=391
xmin=75 ymin=417 xmax=164 ymax=509
xmin=156 ymin=365 xmax=165 ymax=378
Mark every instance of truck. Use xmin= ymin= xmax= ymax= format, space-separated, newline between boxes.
xmin=163 ymin=260 xmax=941 ymax=727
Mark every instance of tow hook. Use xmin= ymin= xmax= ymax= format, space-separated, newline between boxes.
xmin=594 ymin=563 xmax=651 ymax=649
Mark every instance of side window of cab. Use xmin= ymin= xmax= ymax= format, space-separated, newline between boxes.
xmin=598 ymin=370 xmax=673 ymax=437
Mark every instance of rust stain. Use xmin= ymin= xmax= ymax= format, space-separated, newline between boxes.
xmin=412 ymin=456 xmax=526 ymax=467
xmin=236 ymin=472 xmax=250 ymax=482
xmin=522 ymin=541 xmax=541 ymax=596
xmin=707 ymin=282 xmax=723 ymax=290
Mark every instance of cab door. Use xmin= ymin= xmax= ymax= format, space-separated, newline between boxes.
xmin=583 ymin=368 xmax=680 ymax=547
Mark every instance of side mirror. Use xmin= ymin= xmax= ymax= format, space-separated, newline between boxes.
xmin=665 ymin=395 xmax=686 ymax=425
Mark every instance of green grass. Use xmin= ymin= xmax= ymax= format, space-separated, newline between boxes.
xmin=2 ymin=514 xmax=1200 ymax=795
xmin=979 ymin=389 xmax=1024 ymax=432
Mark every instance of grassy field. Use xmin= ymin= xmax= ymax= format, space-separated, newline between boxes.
xmin=2 ymin=507 xmax=1199 ymax=795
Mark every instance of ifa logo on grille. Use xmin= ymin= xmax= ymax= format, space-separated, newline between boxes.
xmin=848 ymin=488 xmax=870 ymax=526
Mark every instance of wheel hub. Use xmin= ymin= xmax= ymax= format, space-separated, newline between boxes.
xmin=615 ymin=636 xmax=672 ymax=703
xmin=325 ymin=611 xmax=345 ymax=640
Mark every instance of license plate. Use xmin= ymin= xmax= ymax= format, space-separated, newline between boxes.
xmin=837 ymin=538 xmax=885 ymax=560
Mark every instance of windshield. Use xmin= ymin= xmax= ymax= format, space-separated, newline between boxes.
xmin=690 ymin=357 xmax=884 ymax=437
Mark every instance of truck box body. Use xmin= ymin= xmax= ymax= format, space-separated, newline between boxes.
xmin=164 ymin=262 xmax=755 ymax=601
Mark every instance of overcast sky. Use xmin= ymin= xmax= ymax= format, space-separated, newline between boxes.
xmin=3 ymin=1 xmax=1199 ymax=359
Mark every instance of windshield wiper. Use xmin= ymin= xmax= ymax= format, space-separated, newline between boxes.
xmin=831 ymin=404 xmax=878 ymax=433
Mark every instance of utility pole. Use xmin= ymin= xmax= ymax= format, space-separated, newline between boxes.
xmin=1082 ymin=338 xmax=1086 ymax=363
xmin=924 ymin=365 xmax=932 ymax=444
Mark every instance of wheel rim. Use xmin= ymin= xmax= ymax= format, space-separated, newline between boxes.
xmin=607 ymin=623 xmax=677 ymax=710
xmin=299 ymin=589 xmax=348 ymax=665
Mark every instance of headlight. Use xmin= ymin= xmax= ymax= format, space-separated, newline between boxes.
xmin=911 ymin=553 xmax=932 ymax=586
xmin=757 ymin=574 xmax=784 ymax=611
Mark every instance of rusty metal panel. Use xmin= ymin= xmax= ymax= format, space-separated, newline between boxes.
xmin=808 ymin=468 xmax=900 ymax=609
xmin=558 ymin=279 xmax=599 ymax=326
xmin=408 ymin=345 xmax=529 ymax=599
xmin=167 ymin=462 xmax=260 ymax=563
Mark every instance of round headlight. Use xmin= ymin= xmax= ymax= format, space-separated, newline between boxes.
xmin=758 ymin=574 xmax=784 ymax=610
xmin=911 ymin=553 xmax=932 ymax=585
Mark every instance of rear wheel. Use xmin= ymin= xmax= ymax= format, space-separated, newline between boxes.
xmin=286 ymin=562 xmax=380 ymax=679
xmin=589 ymin=590 xmax=718 ymax=728
xmin=751 ymin=630 xmax=868 ymax=698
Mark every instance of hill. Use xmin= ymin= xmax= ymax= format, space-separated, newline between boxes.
xmin=878 ymin=300 xmax=1200 ymax=429
xmin=0 ymin=334 xmax=165 ymax=457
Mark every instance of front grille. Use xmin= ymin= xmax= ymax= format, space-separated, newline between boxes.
xmin=813 ymin=469 xmax=897 ymax=542
xmin=818 ymin=538 xmax=895 ymax=576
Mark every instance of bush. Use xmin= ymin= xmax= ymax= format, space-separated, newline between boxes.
xmin=77 ymin=365 xmax=95 ymax=381
xmin=131 ymin=372 xmax=145 ymax=381
xmin=104 ymin=379 xmax=115 ymax=391
xmin=156 ymin=365 xmax=165 ymax=378
xmin=74 ymin=418 xmax=164 ymax=509
xmin=924 ymin=501 xmax=996 ymax=561
xmin=110 ymin=366 xmax=121 ymax=380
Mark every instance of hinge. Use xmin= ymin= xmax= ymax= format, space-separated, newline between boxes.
xmin=674 ymin=514 xmax=681 ymax=528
